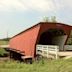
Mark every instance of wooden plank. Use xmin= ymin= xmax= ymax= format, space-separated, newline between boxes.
xmin=0 ymin=45 xmax=9 ymax=48
xmin=58 ymin=51 xmax=72 ymax=56
xmin=22 ymin=56 xmax=32 ymax=59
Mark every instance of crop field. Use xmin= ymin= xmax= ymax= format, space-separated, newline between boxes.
xmin=0 ymin=58 xmax=72 ymax=72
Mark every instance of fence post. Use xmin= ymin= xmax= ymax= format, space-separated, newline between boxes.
xmin=47 ymin=46 xmax=49 ymax=58
xmin=55 ymin=46 xmax=59 ymax=59
xmin=42 ymin=45 xmax=44 ymax=56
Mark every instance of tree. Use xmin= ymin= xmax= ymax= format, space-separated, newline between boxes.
xmin=50 ymin=16 xmax=57 ymax=22
xmin=43 ymin=16 xmax=49 ymax=22
xmin=43 ymin=16 xmax=57 ymax=22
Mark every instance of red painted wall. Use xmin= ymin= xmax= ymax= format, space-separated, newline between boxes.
xmin=40 ymin=23 xmax=71 ymax=35
xmin=9 ymin=24 xmax=40 ymax=57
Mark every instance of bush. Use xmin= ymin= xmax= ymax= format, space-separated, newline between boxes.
xmin=0 ymin=48 xmax=8 ymax=57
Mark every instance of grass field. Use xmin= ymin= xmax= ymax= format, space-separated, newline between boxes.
xmin=0 ymin=40 xmax=9 ymax=56
xmin=0 ymin=40 xmax=9 ymax=45
xmin=0 ymin=58 xmax=72 ymax=72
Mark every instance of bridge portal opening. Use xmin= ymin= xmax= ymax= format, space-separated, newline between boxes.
xmin=38 ymin=29 xmax=67 ymax=51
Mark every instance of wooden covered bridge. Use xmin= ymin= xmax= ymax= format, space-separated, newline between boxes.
xmin=6 ymin=22 xmax=72 ymax=60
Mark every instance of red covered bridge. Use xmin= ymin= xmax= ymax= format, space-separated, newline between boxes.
xmin=8 ymin=22 xmax=72 ymax=59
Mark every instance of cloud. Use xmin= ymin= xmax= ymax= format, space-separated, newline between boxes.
xmin=21 ymin=0 xmax=56 ymax=11
xmin=0 ymin=0 xmax=56 ymax=12
xmin=55 ymin=0 xmax=72 ymax=9
xmin=0 ymin=0 xmax=27 ymax=11
xmin=0 ymin=0 xmax=72 ymax=12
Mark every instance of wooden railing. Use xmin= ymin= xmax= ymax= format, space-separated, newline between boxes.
xmin=36 ymin=45 xmax=59 ymax=59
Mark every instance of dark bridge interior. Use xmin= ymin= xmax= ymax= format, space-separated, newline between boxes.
xmin=38 ymin=28 xmax=66 ymax=45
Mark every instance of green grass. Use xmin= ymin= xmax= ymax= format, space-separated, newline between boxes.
xmin=0 ymin=40 xmax=9 ymax=45
xmin=0 ymin=58 xmax=72 ymax=72
xmin=0 ymin=48 xmax=8 ymax=56
xmin=0 ymin=40 xmax=9 ymax=56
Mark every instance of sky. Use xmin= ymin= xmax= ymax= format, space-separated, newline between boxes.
xmin=0 ymin=0 xmax=72 ymax=38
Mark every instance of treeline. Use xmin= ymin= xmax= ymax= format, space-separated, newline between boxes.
xmin=0 ymin=38 xmax=11 ymax=41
